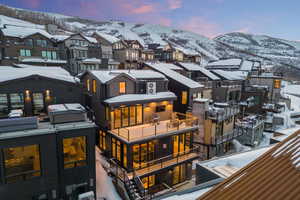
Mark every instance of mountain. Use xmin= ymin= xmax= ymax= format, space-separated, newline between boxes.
xmin=0 ymin=4 xmax=300 ymax=75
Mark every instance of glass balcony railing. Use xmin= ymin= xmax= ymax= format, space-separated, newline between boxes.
xmin=111 ymin=112 xmax=198 ymax=142
xmin=207 ymin=105 xmax=240 ymax=122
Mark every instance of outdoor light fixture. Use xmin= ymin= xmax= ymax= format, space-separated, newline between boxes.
xmin=25 ymin=90 xmax=30 ymax=100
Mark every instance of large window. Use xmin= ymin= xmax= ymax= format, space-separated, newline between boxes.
xmin=24 ymin=39 xmax=33 ymax=46
xmin=36 ymin=39 xmax=47 ymax=47
xmin=274 ymin=79 xmax=281 ymax=89
xmin=20 ymin=49 xmax=31 ymax=57
xmin=92 ymin=80 xmax=97 ymax=94
xmin=119 ymin=82 xmax=126 ymax=94
xmin=181 ymin=91 xmax=188 ymax=105
xmin=0 ymin=94 xmax=8 ymax=117
xmin=172 ymin=164 xmax=187 ymax=185
xmin=112 ymin=105 xmax=143 ymax=129
xmin=142 ymin=175 xmax=155 ymax=189
xmin=63 ymin=136 xmax=87 ymax=169
xmin=173 ymin=133 xmax=192 ymax=157
xmin=3 ymin=144 xmax=41 ymax=183
xmin=133 ymin=141 xmax=155 ymax=170
xmin=42 ymin=51 xmax=57 ymax=60
xmin=10 ymin=93 xmax=24 ymax=110
xmin=99 ymin=131 xmax=106 ymax=150
xmin=33 ymin=93 xmax=44 ymax=115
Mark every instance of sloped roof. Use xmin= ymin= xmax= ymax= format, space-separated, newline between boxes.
xmin=1 ymin=25 xmax=53 ymax=39
xmin=0 ymin=65 xmax=77 ymax=83
xmin=198 ymin=130 xmax=300 ymax=200
xmin=212 ymin=70 xmax=248 ymax=80
xmin=89 ymin=70 xmax=166 ymax=83
xmin=207 ymin=58 xmax=242 ymax=67
xmin=145 ymin=62 xmax=203 ymax=89
xmin=178 ymin=62 xmax=220 ymax=80
xmin=94 ymin=32 xmax=120 ymax=44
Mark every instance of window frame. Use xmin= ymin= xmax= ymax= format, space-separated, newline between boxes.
xmin=62 ymin=136 xmax=87 ymax=169
xmin=119 ymin=82 xmax=126 ymax=94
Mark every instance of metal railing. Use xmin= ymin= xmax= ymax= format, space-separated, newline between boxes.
xmin=111 ymin=113 xmax=198 ymax=141
xmin=133 ymin=146 xmax=200 ymax=175
xmin=207 ymin=105 xmax=240 ymax=122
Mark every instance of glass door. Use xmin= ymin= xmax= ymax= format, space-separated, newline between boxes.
xmin=32 ymin=93 xmax=44 ymax=115
xmin=173 ymin=135 xmax=179 ymax=157
xmin=140 ymin=143 xmax=148 ymax=168
xmin=133 ymin=144 xmax=140 ymax=169
xmin=172 ymin=165 xmax=180 ymax=185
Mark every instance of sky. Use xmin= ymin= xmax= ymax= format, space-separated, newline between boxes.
xmin=1 ymin=0 xmax=300 ymax=40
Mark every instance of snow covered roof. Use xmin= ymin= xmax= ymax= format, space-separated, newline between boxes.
xmin=212 ymin=70 xmax=248 ymax=80
xmin=95 ymin=32 xmax=120 ymax=44
xmin=273 ymin=126 xmax=300 ymax=142
xmin=81 ymin=58 xmax=102 ymax=64
xmin=21 ymin=58 xmax=67 ymax=64
xmin=1 ymin=25 xmax=53 ymax=39
xmin=240 ymin=60 xmax=254 ymax=71
xmin=51 ymin=34 xmax=70 ymax=42
xmin=178 ymin=62 xmax=220 ymax=80
xmin=207 ymin=58 xmax=242 ymax=67
xmin=199 ymin=131 xmax=300 ymax=200
xmin=104 ymin=92 xmax=176 ymax=105
xmin=89 ymin=70 xmax=166 ymax=83
xmin=0 ymin=65 xmax=78 ymax=83
xmin=145 ymin=62 xmax=203 ymax=89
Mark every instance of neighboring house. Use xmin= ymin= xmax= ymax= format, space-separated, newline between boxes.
xmin=0 ymin=104 xmax=96 ymax=200
xmin=0 ymin=25 xmax=67 ymax=68
xmin=198 ymin=130 xmax=300 ymax=200
xmin=112 ymin=40 xmax=143 ymax=69
xmin=175 ymin=62 xmax=221 ymax=99
xmin=80 ymin=70 xmax=200 ymax=198
xmin=92 ymin=32 xmax=120 ymax=60
xmin=143 ymin=62 xmax=204 ymax=113
xmin=192 ymin=99 xmax=240 ymax=159
xmin=0 ymin=65 xmax=82 ymax=118
xmin=53 ymin=33 xmax=102 ymax=75
xmin=206 ymin=58 xmax=255 ymax=72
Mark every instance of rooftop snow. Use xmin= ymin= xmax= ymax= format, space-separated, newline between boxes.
xmin=240 ymin=60 xmax=254 ymax=71
xmin=179 ymin=62 xmax=220 ymax=80
xmin=21 ymin=58 xmax=67 ymax=64
xmin=207 ymin=58 xmax=242 ymax=67
xmin=90 ymin=70 xmax=166 ymax=83
xmin=81 ymin=58 xmax=102 ymax=64
xmin=0 ymin=14 xmax=44 ymax=29
xmin=95 ymin=32 xmax=120 ymax=44
xmin=1 ymin=25 xmax=53 ymax=39
xmin=0 ymin=65 xmax=78 ymax=83
xmin=212 ymin=70 xmax=248 ymax=80
xmin=145 ymin=62 xmax=203 ymax=89
xmin=104 ymin=92 xmax=176 ymax=104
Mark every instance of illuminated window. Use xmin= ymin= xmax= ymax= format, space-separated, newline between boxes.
xmin=181 ymin=91 xmax=188 ymax=105
xmin=274 ymin=79 xmax=281 ymax=89
xmin=123 ymin=144 xmax=127 ymax=168
xmin=92 ymin=80 xmax=97 ymax=93
xmin=112 ymin=138 xmax=116 ymax=158
xmin=117 ymin=141 xmax=121 ymax=162
xmin=99 ymin=131 xmax=106 ymax=150
xmin=86 ymin=79 xmax=90 ymax=91
xmin=10 ymin=93 xmax=24 ymax=109
xmin=3 ymin=144 xmax=41 ymax=183
xmin=136 ymin=105 xmax=143 ymax=124
xmin=142 ymin=175 xmax=155 ymax=189
xmin=119 ymin=82 xmax=126 ymax=94
xmin=63 ymin=136 xmax=87 ymax=169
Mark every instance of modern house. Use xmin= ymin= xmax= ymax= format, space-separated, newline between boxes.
xmin=80 ymin=70 xmax=200 ymax=198
xmin=53 ymin=33 xmax=102 ymax=75
xmin=197 ymin=130 xmax=300 ymax=200
xmin=175 ymin=62 xmax=221 ymax=99
xmin=0 ymin=103 xmax=96 ymax=200
xmin=206 ymin=58 xmax=255 ymax=72
xmin=0 ymin=25 xmax=67 ymax=68
xmin=0 ymin=65 xmax=82 ymax=118
xmin=143 ymin=62 xmax=204 ymax=113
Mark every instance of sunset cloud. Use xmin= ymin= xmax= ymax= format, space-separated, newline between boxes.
xmin=179 ymin=17 xmax=221 ymax=38
xmin=167 ymin=0 xmax=182 ymax=10
xmin=22 ymin=0 xmax=41 ymax=9
xmin=126 ymin=4 xmax=156 ymax=14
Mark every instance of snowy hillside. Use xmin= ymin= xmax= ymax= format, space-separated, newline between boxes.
xmin=1 ymin=4 xmax=300 ymax=71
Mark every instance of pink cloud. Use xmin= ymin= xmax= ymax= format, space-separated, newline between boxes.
xmin=167 ymin=0 xmax=182 ymax=10
xmin=158 ymin=17 xmax=172 ymax=26
xmin=22 ymin=0 xmax=41 ymax=9
xmin=179 ymin=17 xmax=221 ymax=38
xmin=127 ymin=4 xmax=156 ymax=14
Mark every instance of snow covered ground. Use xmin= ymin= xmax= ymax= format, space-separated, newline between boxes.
xmin=95 ymin=147 xmax=122 ymax=200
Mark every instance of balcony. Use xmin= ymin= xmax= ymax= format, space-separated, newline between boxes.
xmin=131 ymin=147 xmax=200 ymax=177
xmin=207 ymin=104 xmax=240 ymax=122
xmin=111 ymin=113 xmax=198 ymax=142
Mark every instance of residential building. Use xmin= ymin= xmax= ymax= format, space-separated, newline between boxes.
xmin=113 ymin=40 xmax=144 ymax=69
xmin=0 ymin=65 xmax=82 ymax=118
xmin=0 ymin=25 xmax=67 ymax=68
xmin=143 ymin=62 xmax=204 ymax=113
xmin=53 ymin=33 xmax=102 ymax=75
xmin=0 ymin=104 xmax=96 ymax=200
xmin=206 ymin=58 xmax=255 ymax=72
xmin=198 ymin=130 xmax=300 ymax=200
xmin=92 ymin=32 xmax=120 ymax=59
xmin=175 ymin=62 xmax=221 ymax=99
xmin=80 ymin=70 xmax=200 ymax=198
